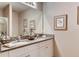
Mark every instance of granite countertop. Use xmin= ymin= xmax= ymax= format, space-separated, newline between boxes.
xmin=0 ymin=34 xmax=54 ymax=52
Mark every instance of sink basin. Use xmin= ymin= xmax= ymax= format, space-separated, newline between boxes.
xmin=4 ymin=40 xmax=28 ymax=48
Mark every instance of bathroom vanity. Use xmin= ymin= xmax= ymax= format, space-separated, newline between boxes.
xmin=0 ymin=35 xmax=54 ymax=57
xmin=0 ymin=2 xmax=54 ymax=57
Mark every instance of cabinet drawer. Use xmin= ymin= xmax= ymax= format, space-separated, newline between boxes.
xmin=9 ymin=47 xmax=25 ymax=57
xmin=26 ymin=43 xmax=39 ymax=52
xmin=39 ymin=39 xmax=53 ymax=47
xmin=38 ymin=41 xmax=48 ymax=47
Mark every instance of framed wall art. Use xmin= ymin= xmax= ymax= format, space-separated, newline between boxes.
xmin=54 ymin=15 xmax=67 ymax=31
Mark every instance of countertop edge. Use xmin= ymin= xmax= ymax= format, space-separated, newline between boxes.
xmin=0 ymin=37 xmax=54 ymax=53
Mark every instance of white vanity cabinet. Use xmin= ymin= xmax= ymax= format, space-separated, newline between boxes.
xmin=0 ymin=51 xmax=9 ymax=57
xmin=8 ymin=43 xmax=40 ymax=57
xmin=24 ymin=39 xmax=53 ymax=57
xmin=39 ymin=39 xmax=53 ymax=57
xmin=0 ymin=39 xmax=53 ymax=57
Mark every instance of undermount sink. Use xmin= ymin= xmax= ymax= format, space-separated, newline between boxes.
xmin=4 ymin=40 xmax=28 ymax=48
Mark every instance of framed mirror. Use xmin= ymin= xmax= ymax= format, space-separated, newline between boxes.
xmin=11 ymin=2 xmax=43 ymax=36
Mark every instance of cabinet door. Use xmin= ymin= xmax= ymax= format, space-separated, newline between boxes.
xmin=24 ymin=46 xmax=29 ymax=57
xmin=39 ymin=39 xmax=53 ymax=57
xmin=39 ymin=46 xmax=48 ymax=57
xmin=45 ymin=39 xmax=53 ymax=57
xmin=9 ymin=47 xmax=25 ymax=57
xmin=0 ymin=51 xmax=9 ymax=57
xmin=25 ymin=43 xmax=40 ymax=57
xmin=28 ymin=50 xmax=39 ymax=57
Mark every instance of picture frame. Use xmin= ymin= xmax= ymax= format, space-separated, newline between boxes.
xmin=54 ymin=15 xmax=67 ymax=30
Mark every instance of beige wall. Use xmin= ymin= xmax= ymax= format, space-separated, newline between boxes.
xmin=43 ymin=2 xmax=79 ymax=57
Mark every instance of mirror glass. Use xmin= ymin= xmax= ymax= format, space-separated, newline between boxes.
xmin=21 ymin=7 xmax=43 ymax=36
xmin=12 ymin=2 xmax=43 ymax=36
xmin=0 ymin=17 xmax=8 ymax=36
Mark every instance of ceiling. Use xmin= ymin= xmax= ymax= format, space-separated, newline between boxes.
xmin=0 ymin=2 xmax=31 ymax=12
xmin=11 ymin=2 xmax=31 ymax=12
xmin=0 ymin=2 xmax=9 ymax=9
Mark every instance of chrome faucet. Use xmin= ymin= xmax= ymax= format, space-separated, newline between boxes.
xmin=16 ymin=35 xmax=22 ymax=42
xmin=30 ymin=29 xmax=35 ymax=36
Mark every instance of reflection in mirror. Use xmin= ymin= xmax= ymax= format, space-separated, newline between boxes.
xmin=12 ymin=2 xmax=43 ymax=37
xmin=23 ymin=19 xmax=28 ymax=35
xmin=0 ymin=17 xmax=8 ymax=37
xmin=18 ymin=2 xmax=43 ymax=36
xmin=21 ymin=8 xmax=42 ymax=36
xmin=30 ymin=20 xmax=36 ymax=30
xmin=29 ymin=20 xmax=36 ymax=36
